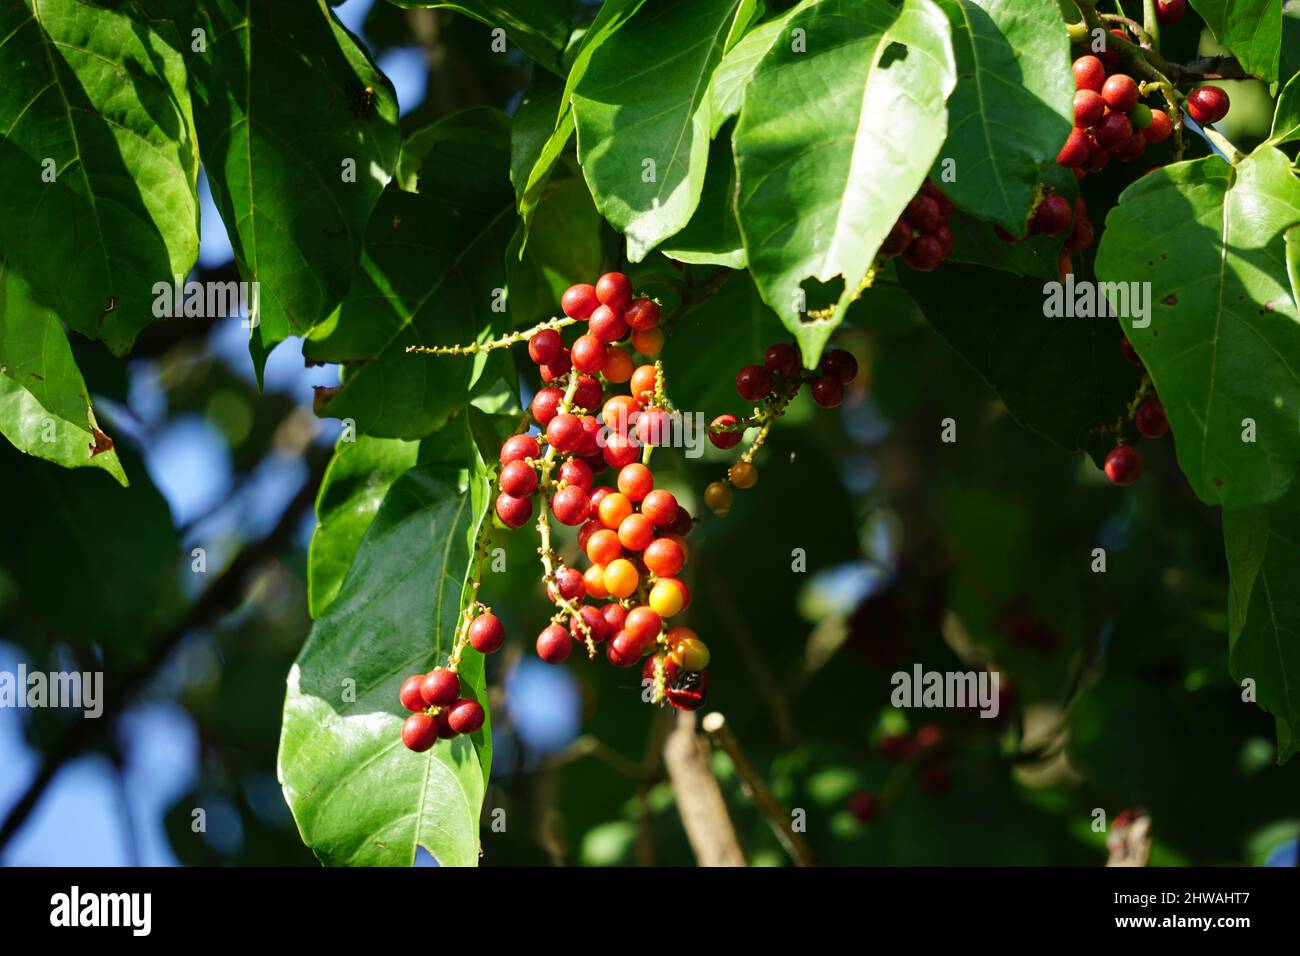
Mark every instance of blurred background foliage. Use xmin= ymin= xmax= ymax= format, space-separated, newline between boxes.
xmin=0 ymin=0 xmax=1297 ymax=868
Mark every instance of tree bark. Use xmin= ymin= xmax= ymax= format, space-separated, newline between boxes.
xmin=663 ymin=710 xmax=747 ymax=867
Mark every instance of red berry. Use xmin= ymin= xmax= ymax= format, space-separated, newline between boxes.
xmin=1156 ymin=0 xmax=1185 ymax=25
xmin=536 ymin=624 xmax=572 ymax=664
xmin=552 ymin=566 xmax=585 ymax=602
xmin=595 ymin=272 xmax=633 ymax=310
xmin=531 ymin=387 xmax=563 ymax=425
xmin=1103 ymin=444 xmax=1143 ymax=485
xmin=551 ymin=485 xmax=591 ymax=526
xmin=434 ymin=709 xmax=458 ymax=739
xmin=903 ymin=195 xmax=943 ymax=233
xmin=446 ymin=698 xmax=485 ymax=735
xmin=1084 ymin=148 xmax=1111 ymax=173
xmin=624 ymin=606 xmax=662 ymax=645
xmin=528 ymin=328 xmax=564 ymax=366
xmin=589 ymin=304 xmax=629 ymax=343
xmin=902 ymin=234 xmax=945 ymax=271
xmin=618 ymin=512 xmax=655 ymax=551
xmin=606 ymin=631 xmax=641 ymax=667
xmin=1065 ymin=217 xmax=1095 ymax=252
xmin=570 ymin=605 xmax=609 ymax=643
xmin=558 ymin=457 xmax=593 ymax=492
xmin=1115 ymin=131 xmax=1146 ymax=163
xmin=635 ymin=408 xmax=673 ymax=447
xmin=1101 ymin=74 xmax=1139 ymax=113
xmin=643 ymin=653 xmax=679 ymax=686
xmin=602 ymin=603 xmax=629 ymax=633
xmin=1100 ymin=28 xmax=1129 ymax=66
xmin=821 ymin=349 xmax=858 ymax=385
xmin=499 ymin=459 xmax=538 ymax=498
xmin=495 ymin=492 xmax=532 ymax=528
xmin=640 ymin=489 xmax=679 ymax=528
xmin=399 ymin=675 xmax=428 ymax=712
xmin=1073 ymin=89 xmax=1105 ymax=127
xmin=1095 ymin=111 xmax=1132 ymax=149
xmin=921 ymin=764 xmax=951 ymax=795
xmin=421 ymin=668 xmax=460 ymax=708
xmin=764 ymin=342 xmax=801 ymax=377
xmin=709 ymin=413 xmax=743 ymax=449
xmin=602 ymin=431 xmax=639 ymax=469
xmin=643 ymin=537 xmax=685 ymax=577
xmin=561 ymin=283 xmax=599 ymax=320
xmin=666 ymin=507 xmax=693 ymax=537
xmin=573 ymin=375 xmax=603 ymax=414
xmin=629 ymin=365 xmax=658 ymax=405
xmin=1072 ymin=55 xmax=1105 ymax=93
xmin=1033 ymin=195 xmax=1072 ymax=236
xmin=546 ymin=413 xmax=582 ymax=453
xmin=847 ymin=791 xmax=879 ymax=822
xmin=571 ymin=333 xmax=607 ymax=374
xmin=578 ymin=416 xmax=603 ymax=457
xmin=617 ymin=463 xmax=654 ymax=502
xmin=539 ymin=354 xmax=570 ymax=383
xmin=735 ymin=364 xmax=773 ymax=402
xmin=1187 ymin=86 xmax=1229 ymax=125
xmin=1145 ymin=108 xmax=1173 ymax=144
xmin=402 ymin=713 xmax=439 ymax=752
xmin=879 ymin=218 xmax=914 ymax=258
xmin=625 ymin=298 xmax=660 ymax=331
xmin=1120 ymin=336 xmax=1143 ymax=367
xmin=931 ymin=223 xmax=953 ymax=258
xmin=500 ymin=434 xmax=540 ymax=465
xmin=1057 ymin=127 xmax=1092 ymax=167
xmin=469 ymin=613 xmax=506 ymax=653
xmin=811 ymin=376 xmax=844 ymax=408
xmin=1135 ymin=399 xmax=1169 ymax=439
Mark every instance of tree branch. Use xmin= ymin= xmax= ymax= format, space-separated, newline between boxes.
xmin=662 ymin=710 xmax=747 ymax=867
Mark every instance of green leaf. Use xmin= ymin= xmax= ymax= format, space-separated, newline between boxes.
xmin=734 ymin=0 xmax=957 ymax=368
xmin=574 ymin=0 xmax=758 ymax=261
xmin=1267 ymin=70 xmax=1300 ymax=144
xmin=659 ymin=134 xmax=745 ymax=268
xmin=1189 ymin=0 xmax=1282 ymax=82
xmin=0 ymin=444 xmax=180 ymax=657
xmin=308 ymin=435 xmax=421 ymax=618
xmin=510 ymin=0 xmax=646 ymax=250
xmin=0 ymin=262 xmax=125 ymax=485
xmin=1223 ymin=484 xmax=1300 ymax=762
xmin=279 ymin=424 xmax=493 ymax=867
xmin=0 ymin=0 xmax=199 ymax=354
xmin=305 ymin=110 xmax=516 ymax=440
xmin=900 ymin=261 xmax=1141 ymax=463
xmin=935 ymin=0 xmax=1074 ymax=232
xmin=387 ymin=0 xmax=573 ymax=73
xmin=1095 ymin=148 xmax=1300 ymax=507
xmin=708 ymin=3 xmax=810 ymax=137
xmin=946 ymin=163 xmax=1078 ymax=280
xmin=181 ymin=0 xmax=400 ymax=373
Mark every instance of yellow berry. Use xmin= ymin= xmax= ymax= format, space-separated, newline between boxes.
xmin=649 ymin=578 xmax=687 ymax=617
xmin=666 ymin=626 xmax=709 ymax=670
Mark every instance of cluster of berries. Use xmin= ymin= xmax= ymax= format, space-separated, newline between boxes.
xmin=1103 ymin=337 xmax=1169 ymax=486
xmin=1059 ymin=46 xmax=1176 ymax=175
xmin=880 ymin=181 xmax=955 ymax=272
xmin=397 ymin=668 xmax=485 ymax=753
xmin=847 ymin=724 xmax=950 ymax=823
xmin=997 ymin=187 xmax=1096 ymax=279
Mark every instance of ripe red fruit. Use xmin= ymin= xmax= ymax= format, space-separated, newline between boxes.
xmin=635 ymin=408 xmax=673 ymax=447
xmin=624 ymin=606 xmax=662 ymax=645
xmin=625 ymin=297 xmax=660 ymax=331
xmin=589 ymin=304 xmax=629 ymax=343
xmin=531 ymin=387 xmax=562 ymax=425
xmin=1120 ymin=336 xmax=1143 ymax=367
xmin=1084 ymin=147 xmax=1111 ymax=173
xmin=1073 ymin=89 xmax=1105 ymax=128
xmin=640 ymin=489 xmax=679 ymax=528
xmin=1115 ymin=132 xmax=1146 ymax=163
xmin=618 ymin=512 xmax=655 ymax=551
xmin=402 ymin=713 xmax=439 ymax=752
xmin=446 ymin=698 xmax=485 ymax=735
xmin=709 ymin=413 xmax=743 ymax=449
xmin=902 ymin=234 xmax=945 ymax=271
xmin=595 ymin=272 xmax=633 ymax=309
xmin=617 ymin=463 xmax=654 ymax=502
xmin=602 ymin=431 xmax=639 ymax=469
xmin=561 ymin=283 xmax=599 ymax=320
xmin=1100 ymin=28 xmax=1129 ymax=66
xmin=1101 ymin=74 xmax=1139 ymax=113
xmin=1065 ymin=217 xmax=1095 ymax=252
xmin=552 ymin=566 xmax=585 ymax=602
xmin=399 ymin=675 xmax=428 ymax=712
xmin=603 ymin=603 xmax=629 ymax=633
xmin=606 ymin=631 xmax=641 ymax=667
xmin=539 ymin=353 xmax=570 ymax=383
xmin=643 ymin=537 xmax=685 ymax=577
xmin=528 ymin=328 xmax=564 ymax=366
xmin=1095 ymin=111 xmax=1132 ymax=149
xmin=931 ymin=223 xmax=953 ymax=258
xmin=812 ymin=376 xmax=844 ymax=408
xmin=666 ymin=506 xmax=693 ymax=537
xmin=551 ymin=485 xmax=591 ymax=526
xmin=421 ymin=668 xmax=460 ymax=708
xmin=578 ymin=416 xmax=603 ymax=456
xmin=629 ymin=364 xmax=658 ymax=404
xmin=495 ymin=492 xmax=532 ymax=528
xmin=571 ymin=333 xmax=608 ymax=374
xmin=546 ymin=413 xmax=582 ymax=453
xmin=1103 ymin=444 xmax=1143 ymax=485
xmin=558 ymin=457 xmax=593 ymax=492
xmin=879 ymin=218 xmax=914 ymax=258
xmin=573 ymin=375 xmax=603 ymax=414
xmin=1187 ymin=86 xmax=1229 ymax=125
xmin=1072 ymin=55 xmax=1105 ymax=92
xmin=571 ymin=605 xmax=609 ymax=643
xmin=500 ymin=434 xmax=540 ymax=465
xmin=499 ymin=459 xmax=538 ymax=498
xmin=469 ymin=613 xmax=506 ymax=653
xmin=434 ymin=710 xmax=458 ymax=739
xmin=536 ymin=624 xmax=572 ymax=664
xmin=765 ymin=342 xmax=800 ymax=377
xmin=735 ymin=364 xmax=773 ymax=402
xmin=1135 ymin=399 xmax=1169 ymax=439
xmin=822 ymin=349 xmax=858 ymax=385
xmin=1145 ymin=108 xmax=1173 ymax=144
xmin=1156 ymin=0 xmax=1185 ymax=25
xmin=1032 ymin=195 xmax=1072 ymax=236
xmin=903 ymin=195 xmax=943 ymax=233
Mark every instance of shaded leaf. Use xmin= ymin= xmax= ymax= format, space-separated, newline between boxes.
xmin=660 ymin=133 xmax=746 ymax=269
xmin=1189 ymin=0 xmax=1281 ymax=82
xmin=388 ymin=0 xmax=573 ymax=73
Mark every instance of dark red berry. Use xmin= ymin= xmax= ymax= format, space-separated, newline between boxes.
xmin=571 ymin=334 xmax=607 ymax=374
xmin=561 ymin=283 xmax=599 ymax=320
xmin=1065 ymin=216 xmax=1094 ymax=251
xmin=1187 ymin=86 xmax=1229 ymax=125
xmin=879 ymin=218 xmax=914 ymax=258
xmin=1120 ymin=336 xmax=1143 ymax=367
xmin=821 ymin=349 xmax=858 ymax=385
xmin=1156 ymin=0 xmax=1185 ymax=25
xmin=606 ymin=631 xmax=641 ymax=667
xmin=1103 ymin=444 xmax=1143 ymax=485
xmin=1073 ymin=89 xmax=1105 ymax=127
xmin=735 ymin=364 xmax=773 ymax=402
xmin=902 ymin=234 xmax=945 ymax=271
xmin=625 ymin=298 xmax=660 ymax=331
xmin=1057 ymin=127 xmax=1092 ymax=167
xmin=573 ymin=375 xmax=603 ymax=414
xmin=536 ymin=624 xmax=572 ymax=663
xmin=546 ymin=413 xmax=582 ymax=453
xmin=595 ymin=272 xmax=633 ymax=310
xmin=446 ymin=698 xmax=485 ymax=735
xmin=495 ymin=492 xmax=532 ymax=528
xmin=903 ymin=195 xmax=943 ymax=233
xmin=434 ymin=709 xmax=458 ymax=739
xmin=1095 ymin=111 xmax=1132 ymax=149
xmin=847 ymin=791 xmax=879 ymax=822
xmin=421 ymin=668 xmax=460 ymax=708
xmin=1115 ymin=132 xmax=1146 ymax=163
xmin=640 ymin=489 xmax=679 ymax=528
xmin=931 ymin=223 xmax=953 ymax=258
xmin=812 ymin=376 xmax=844 ymax=408
xmin=539 ymin=353 xmax=571 ymax=383
xmin=571 ymin=605 xmax=608 ymax=643
xmin=528 ymin=328 xmax=563 ymax=366
xmin=1033 ymin=195 xmax=1072 ymax=236
xmin=602 ymin=603 xmax=629 ymax=633
xmin=399 ymin=675 xmax=428 ymax=712
xmin=402 ymin=713 xmax=439 ymax=752
xmin=1135 ymin=399 xmax=1169 ymax=438
xmin=764 ymin=342 xmax=800 ymax=377
xmin=552 ymin=566 xmax=585 ymax=602
xmin=558 ymin=457 xmax=593 ymax=492
xmin=551 ymin=485 xmax=591 ymax=526
xmin=1101 ymin=74 xmax=1138 ymax=113
xmin=469 ymin=613 xmax=506 ymax=653
xmin=921 ymin=764 xmax=951 ymax=795
xmin=499 ymin=459 xmax=538 ymax=498
xmin=709 ymin=413 xmax=743 ymax=449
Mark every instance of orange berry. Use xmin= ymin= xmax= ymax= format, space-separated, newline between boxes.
xmin=618 ymin=512 xmax=655 ymax=551
xmin=632 ymin=328 xmax=663 ymax=356
xmin=584 ymin=564 xmax=609 ymax=599
xmin=604 ymin=558 xmax=639 ymax=599
xmin=598 ymin=491 xmax=634 ymax=529
xmin=586 ymin=528 xmax=622 ymax=565
xmin=629 ymin=365 xmax=658 ymax=404
xmin=603 ymin=347 xmax=634 ymax=383
xmin=644 ymin=536 xmax=685 ymax=577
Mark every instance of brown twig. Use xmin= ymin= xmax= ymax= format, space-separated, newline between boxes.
xmin=662 ymin=710 xmax=747 ymax=866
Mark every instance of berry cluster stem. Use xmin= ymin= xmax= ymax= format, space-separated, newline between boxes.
xmin=405 ymin=315 xmax=578 ymax=357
